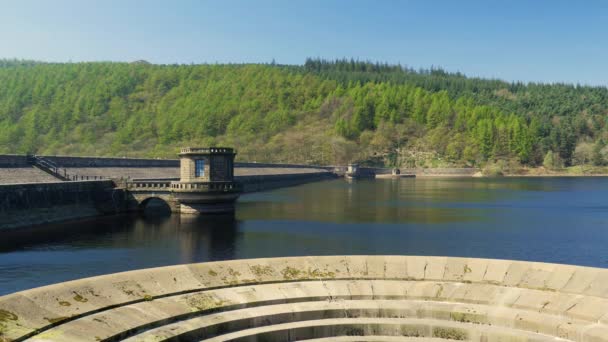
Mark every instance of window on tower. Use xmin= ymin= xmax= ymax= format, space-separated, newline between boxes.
xmin=195 ymin=159 xmax=205 ymax=177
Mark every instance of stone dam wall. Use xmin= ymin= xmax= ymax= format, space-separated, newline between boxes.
xmin=0 ymin=171 xmax=336 ymax=230
xmin=41 ymin=155 xmax=179 ymax=167
xmin=238 ymin=172 xmax=336 ymax=193
xmin=1 ymin=255 xmax=607 ymax=341
xmin=38 ymin=155 xmax=328 ymax=169
xmin=0 ymin=180 xmax=124 ymax=230
xmin=0 ymin=155 xmax=29 ymax=167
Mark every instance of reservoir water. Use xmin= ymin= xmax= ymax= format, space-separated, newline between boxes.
xmin=1 ymin=177 xmax=608 ymax=295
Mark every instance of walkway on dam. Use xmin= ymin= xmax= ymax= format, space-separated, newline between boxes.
xmin=0 ymin=154 xmax=328 ymax=184
xmin=1 ymin=255 xmax=607 ymax=341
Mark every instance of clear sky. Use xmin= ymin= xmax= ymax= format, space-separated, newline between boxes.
xmin=1 ymin=0 xmax=607 ymax=85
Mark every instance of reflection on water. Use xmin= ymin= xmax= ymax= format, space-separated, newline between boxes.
xmin=2 ymin=177 xmax=608 ymax=295
xmin=0 ymin=214 xmax=239 ymax=294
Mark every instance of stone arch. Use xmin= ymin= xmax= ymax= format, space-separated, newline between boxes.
xmin=134 ymin=195 xmax=179 ymax=213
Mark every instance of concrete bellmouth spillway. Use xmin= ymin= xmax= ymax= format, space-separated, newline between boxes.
xmin=1 ymin=256 xmax=608 ymax=341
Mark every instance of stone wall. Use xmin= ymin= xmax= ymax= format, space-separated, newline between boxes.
xmin=40 ymin=156 xmax=331 ymax=170
xmin=41 ymin=155 xmax=179 ymax=167
xmin=0 ymin=154 xmax=29 ymax=167
xmin=238 ymin=172 xmax=336 ymax=193
xmin=403 ymin=167 xmax=479 ymax=176
xmin=235 ymin=162 xmax=331 ymax=170
xmin=0 ymin=180 xmax=124 ymax=230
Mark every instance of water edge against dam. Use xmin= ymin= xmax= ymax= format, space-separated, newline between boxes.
xmin=2 ymin=177 xmax=608 ymax=295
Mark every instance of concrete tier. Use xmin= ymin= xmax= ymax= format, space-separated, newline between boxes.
xmin=1 ymin=256 xmax=608 ymax=341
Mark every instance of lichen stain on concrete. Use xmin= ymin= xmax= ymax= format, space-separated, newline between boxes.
xmin=433 ymin=326 xmax=467 ymax=340
xmin=72 ymin=292 xmax=88 ymax=303
xmin=0 ymin=310 xmax=17 ymax=322
xmin=186 ymin=294 xmax=232 ymax=312
xmin=281 ymin=266 xmax=336 ymax=280
xmin=44 ymin=316 xmax=69 ymax=324
xmin=115 ymin=281 xmax=147 ymax=297
xmin=250 ymin=264 xmax=274 ymax=277
xmin=281 ymin=266 xmax=302 ymax=280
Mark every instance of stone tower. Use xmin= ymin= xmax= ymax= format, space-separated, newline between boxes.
xmin=170 ymin=147 xmax=241 ymax=214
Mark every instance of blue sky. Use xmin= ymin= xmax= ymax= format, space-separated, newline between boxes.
xmin=1 ymin=0 xmax=607 ymax=85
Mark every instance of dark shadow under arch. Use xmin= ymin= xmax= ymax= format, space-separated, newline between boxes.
xmin=139 ymin=197 xmax=172 ymax=216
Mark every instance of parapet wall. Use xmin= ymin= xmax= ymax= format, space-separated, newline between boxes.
xmin=404 ymin=167 xmax=479 ymax=176
xmin=41 ymin=155 xmax=179 ymax=167
xmin=0 ymin=154 xmax=29 ymax=167
xmin=40 ymin=156 xmax=330 ymax=169
xmin=235 ymin=162 xmax=331 ymax=170
xmin=0 ymin=180 xmax=124 ymax=230
xmin=237 ymin=171 xmax=336 ymax=193
xmin=1 ymin=255 xmax=607 ymax=341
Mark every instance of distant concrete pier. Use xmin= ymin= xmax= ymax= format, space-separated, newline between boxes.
xmin=1 ymin=255 xmax=608 ymax=341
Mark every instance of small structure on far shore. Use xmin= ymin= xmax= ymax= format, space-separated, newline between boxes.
xmin=169 ymin=147 xmax=242 ymax=214
xmin=376 ymin=167 xmax=416 ymax=179
xmin=345 ymin=163 xmax=376 ymax=179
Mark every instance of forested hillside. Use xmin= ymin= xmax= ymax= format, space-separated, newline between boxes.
xmin=1 ymin=58 xmax=607 ymax=170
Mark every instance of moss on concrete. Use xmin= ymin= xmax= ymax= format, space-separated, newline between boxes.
xmin=73 ymin=292 xmax=88 ymax=303
xmin=186 ymin=294 xmax=232 ymax=312
xmin=433 ymin=327 xmax=467 ymax=340
xmin=44 ymin=316 xmax=69 ymax=324
xmin=281 ymin=266 xmax=302 ymax=280
xmin=281 ymin=266 xmax=336 ymax=280
xmin=250 ymin=264 xmax=274 ymax=277
xmin=0 ymin=311 xmax=17 ymax=322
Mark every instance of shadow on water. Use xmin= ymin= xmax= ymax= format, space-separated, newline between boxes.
xmin=0 ymin=211 xmax=241 ymax=294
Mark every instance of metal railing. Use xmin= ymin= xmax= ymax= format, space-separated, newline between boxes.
xmin=31 ymin=155 xmax=108 ymax=182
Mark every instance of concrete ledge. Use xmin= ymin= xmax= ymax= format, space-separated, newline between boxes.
xmin=1 ymin=256 xmax=607 ymax=341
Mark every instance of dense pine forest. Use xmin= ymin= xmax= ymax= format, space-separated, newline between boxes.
xmin=1 ymin=58 xmax=607 ymax=172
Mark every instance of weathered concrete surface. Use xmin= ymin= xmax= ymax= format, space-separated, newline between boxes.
xmin=1 ymin=255 xmax=607 ymax=341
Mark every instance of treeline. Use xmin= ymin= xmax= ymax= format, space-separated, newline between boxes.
xmin=0 ymin=58 xmax=606 ymax=168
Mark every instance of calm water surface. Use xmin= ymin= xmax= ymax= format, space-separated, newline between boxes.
xmin=2 ymin=177 xmax=608 ymax=295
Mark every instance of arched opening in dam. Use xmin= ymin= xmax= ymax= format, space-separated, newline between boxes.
xmin=139 ymin=197 xmax=173 ymax=216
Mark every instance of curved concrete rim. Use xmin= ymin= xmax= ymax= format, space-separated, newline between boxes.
xmin=1 ymin=255 xmax=608 ymax=341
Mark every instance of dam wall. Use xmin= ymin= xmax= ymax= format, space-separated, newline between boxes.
xmin=39 ymin=155 xmax=329 ymax=170
xmin=403 ymin=167 xmax=479 ymax=177
xmin=1 ymin=255 xmax=607 ymax=341
xmin=0 ymin=154 xmax=29 ymax=167
xmin=40 ymin=155 xmax=179 ymax=168
xmin=238 ymin=171 xmax=336 ymax=193
xmin=0 ymin=171 xmax=335 ymax=229
xmin=0 ymin=180 xmax=124 ymax=230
